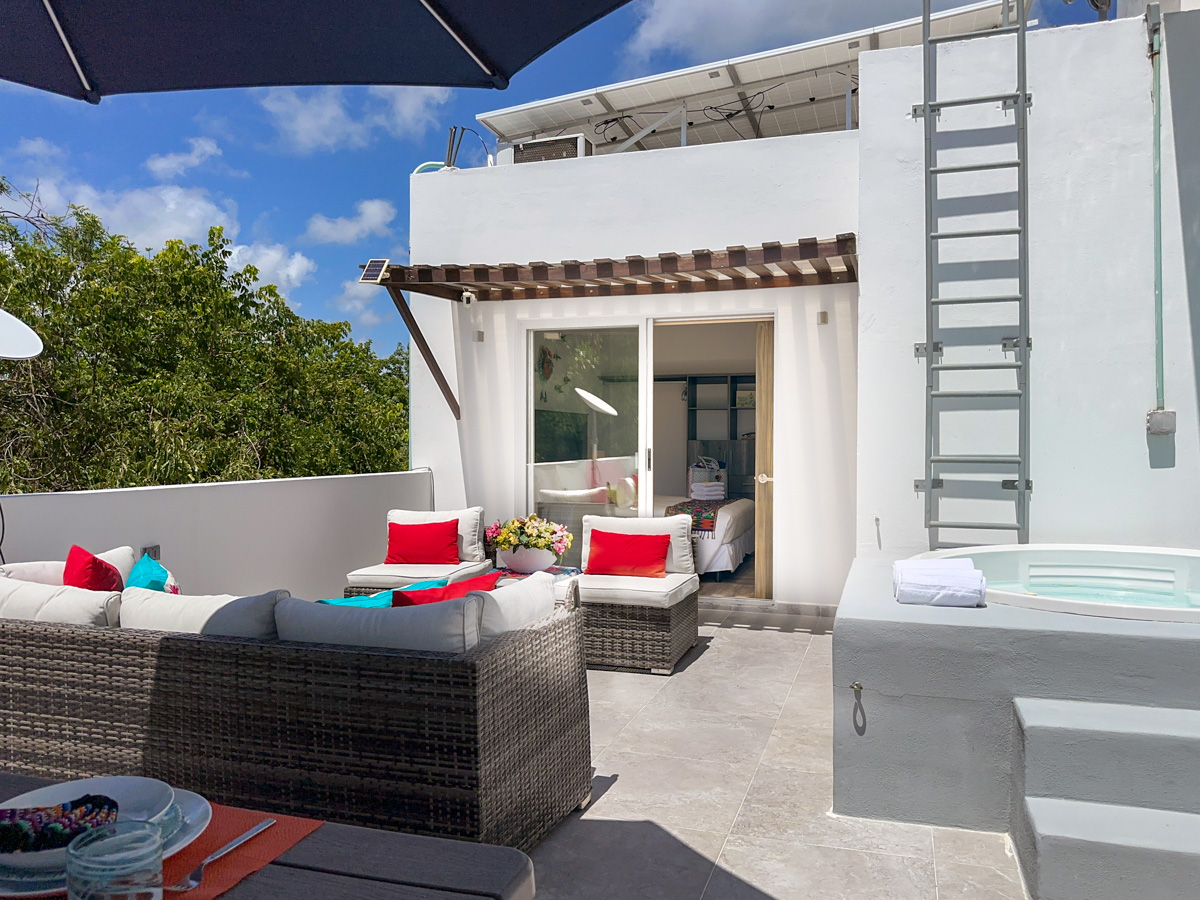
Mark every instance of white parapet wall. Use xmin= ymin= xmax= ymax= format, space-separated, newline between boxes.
xmin=409 ymin=131 xmax=862 ymax=605
xmin=0 ymin=470 xmax=434 ymax=601
xmin=856 ymin=16 xmax=1200 ymax=559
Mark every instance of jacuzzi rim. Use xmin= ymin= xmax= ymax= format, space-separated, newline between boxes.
xmin=915 ymin=543 xmax=1200 ymax=624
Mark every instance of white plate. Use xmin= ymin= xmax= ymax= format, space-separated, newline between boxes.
xmin=0 ymin=778 xmax=175 ymax=873
xmin=0 ymin=789 xmax=211 ymax=898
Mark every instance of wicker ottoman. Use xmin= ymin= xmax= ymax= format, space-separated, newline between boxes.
xmin=581 ymin=590 xmax=699 ymax=675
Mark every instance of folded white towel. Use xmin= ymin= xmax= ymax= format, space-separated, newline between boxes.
xmin=892 ymin=558 xmax=974 ymax=595
xmin=895 ymin=569 xmax=987 ymax=607
xmin=690 ymin=488 xmax=726 ymax=500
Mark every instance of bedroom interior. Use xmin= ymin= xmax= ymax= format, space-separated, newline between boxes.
xmin=653 ymin=320 xmax=772 ymax=600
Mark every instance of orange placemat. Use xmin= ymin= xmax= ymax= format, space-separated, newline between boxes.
xmin=161 ymin=803 xmax=324 ymax=900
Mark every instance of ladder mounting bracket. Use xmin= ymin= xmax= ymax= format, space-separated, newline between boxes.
xmin=1001 ymin=479 xmax=1033 ymax=492
xmin=915 ymin=341 xmax=943 ymax=358
xmin=1001 ymin=336 xmax=1032 ymax=352
xmin=1001 ymin=93 xmax=1033 ymax=111
xmin=914 ymin=478 xmax=944 ymax=492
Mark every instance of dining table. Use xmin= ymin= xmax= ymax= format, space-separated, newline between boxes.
xmin=0 ymin=772 xmax=535 ymax=900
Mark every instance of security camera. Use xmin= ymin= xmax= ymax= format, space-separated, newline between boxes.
xmin=461 ymin=290 xmax=477 ymax=307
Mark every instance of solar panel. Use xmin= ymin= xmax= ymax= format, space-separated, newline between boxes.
xmin=359 ymin=258 xmax=390 ymax=284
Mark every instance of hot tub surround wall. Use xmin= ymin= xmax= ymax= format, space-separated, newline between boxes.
xmin=832 ymin=558 xmax=1200 ymax=830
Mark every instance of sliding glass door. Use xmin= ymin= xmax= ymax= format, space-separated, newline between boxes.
xmin=529 ymin=327 xmax=640 ymax=567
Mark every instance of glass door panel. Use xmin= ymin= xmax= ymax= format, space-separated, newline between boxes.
xmin=530 ymin=327 xmax=640 ymax=567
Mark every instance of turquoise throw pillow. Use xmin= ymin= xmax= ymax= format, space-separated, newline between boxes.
xmin=317 ymin=579 xmax=449 ymax=608
xmin=126 ymin=553 xmax=170 ymax=592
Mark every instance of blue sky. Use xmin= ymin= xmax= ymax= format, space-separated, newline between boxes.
xmin=0 ymin=0 xmax=1099 ymax=356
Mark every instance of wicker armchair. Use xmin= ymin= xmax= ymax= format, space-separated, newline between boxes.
xmin=0 ymin=591 xmax=591 ymax=853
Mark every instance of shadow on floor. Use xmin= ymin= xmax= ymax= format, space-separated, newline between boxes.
xmin=532 ymin=813 xmax=774 ymax=900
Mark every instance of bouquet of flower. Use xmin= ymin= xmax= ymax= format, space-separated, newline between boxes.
xmin=486 ymin=515 xmax=573 ymax=558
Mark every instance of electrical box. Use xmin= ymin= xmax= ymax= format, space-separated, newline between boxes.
xmin=1147 ymin=408 xmax=1177 ymax=435
xmin=511 ymin=135 xmax=593 ymax=164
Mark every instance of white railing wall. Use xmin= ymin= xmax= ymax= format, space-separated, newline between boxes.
xmin=0 ymin=470 xmax=435 ymax=601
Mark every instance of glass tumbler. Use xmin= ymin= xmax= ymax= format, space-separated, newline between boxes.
xmin=66 ymin=821 xmax=163 ymax=900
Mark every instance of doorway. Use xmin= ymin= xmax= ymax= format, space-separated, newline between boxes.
xmin=651 ymin=318 xmax=774 ymax=600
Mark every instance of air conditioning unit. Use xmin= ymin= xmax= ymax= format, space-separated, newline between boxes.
xmin=511 ymin=134 xmax=593 ymax=164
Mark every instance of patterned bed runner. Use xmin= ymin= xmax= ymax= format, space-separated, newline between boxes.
xmin=666 ymin=498 xmax=738 ymax=538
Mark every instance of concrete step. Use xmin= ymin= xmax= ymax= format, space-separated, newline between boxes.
xmin=1016 ymin=797 xmax=1200 ymax=900
xmin=1015 ymin=697 xmax=1200 ymax=815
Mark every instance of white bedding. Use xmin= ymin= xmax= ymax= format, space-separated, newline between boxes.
xmin=654 ymin=495 xmax=755 ymax=574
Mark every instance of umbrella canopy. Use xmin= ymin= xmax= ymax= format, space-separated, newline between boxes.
xmin=3 ymin=0 xmax=633 ymax=102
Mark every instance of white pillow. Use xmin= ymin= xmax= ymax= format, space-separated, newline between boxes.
xmin=274 ymin=595 xmax=481 ymax=653
xmin=538 ymin=487 xmax=609 ymax=504
xmin=472 ymin=572 xmax=556 ymax=641
xmin=0 ymin=578 xmax=120 ymax=626
xmin=97 ymin=546 xmax=137 ymax=584
xmin=581 ymin=514 xmax=695 ymax=575
xmin=120 ymin=587 xmax=284 ymax=638
xmin=387 ymin=507 xmax=485 ymax=562
xmin=0 ymin=560 xmax=66 ymax=586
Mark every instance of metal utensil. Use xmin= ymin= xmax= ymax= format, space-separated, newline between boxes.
xmin=164 ymin=818 xmax=275 ymax=893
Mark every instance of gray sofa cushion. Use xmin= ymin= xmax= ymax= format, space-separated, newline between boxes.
xmin=0 ymin=578 xmax=121 ymax=626
xmin=554 ymin=573 xmax=699 ymax=609
xmin=120 ymin=587 xmax=285 ymax=638
xmin=275 ymin=594 xmax=482 ymax=653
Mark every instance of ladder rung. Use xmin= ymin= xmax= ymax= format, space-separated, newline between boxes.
xmin=930 ymin=160 xmax=1020 ymax=175
xmin=930 ymin=455 xmax=1022 ymax=464
xmin=929 ymin=92 xmax=1021 ymax=111
xmin=931 ymin=295 xmax=1022 ymax=306
xmin=928 ymin=24 xmax=1021 ymax=45
xmin=931 ymin=362 xmax=1022 ymax=371
xmin=930 ymin=227 xmax=1021 ymax=240
xmin=929 ymin=521 xmax=1023 ymax=531
xmin=931 ymin=390 xmax=1023 ymax=398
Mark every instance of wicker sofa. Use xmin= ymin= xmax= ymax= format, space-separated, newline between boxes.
xmin=0 ymin=589 xmax=591 ymax=853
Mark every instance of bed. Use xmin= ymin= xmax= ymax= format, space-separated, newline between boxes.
xmin=654 ymin=495 xmax=755 ymax=576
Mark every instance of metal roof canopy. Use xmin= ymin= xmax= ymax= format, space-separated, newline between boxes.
xmin=377 ymin=234 xmax=857 ymax=302
xmin=2 ymin=0 xmax=635 ymax=102
xmin=477 ymin=1 xmax=1019 ymax=151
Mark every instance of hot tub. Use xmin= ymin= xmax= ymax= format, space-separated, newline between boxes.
xmin=919 ymin=544 xmax=1200 ymax=623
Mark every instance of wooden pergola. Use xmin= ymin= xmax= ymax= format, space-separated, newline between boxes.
xmin=363 ymin=233 xmax=857 ymax=420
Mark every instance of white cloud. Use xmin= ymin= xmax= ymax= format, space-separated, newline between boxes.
xmin=145 ymin=137 xmax=222 ymax=180
xmin=228 ymin=242 xmax=318 ymax=293
xmin=64 ymin=183 xmax=239 ymax=249
xmin=14 ymin=137 xmax=66 ymax=164
xmin=258 ymin=86 xmax=453 ymax=154
xmin=303 ymin=198 xmax=396 ymax=245
xmin=331 ymin=278 xmax=385 ymax=329
xmin=624 ymin=0 xmax=961 ymax=69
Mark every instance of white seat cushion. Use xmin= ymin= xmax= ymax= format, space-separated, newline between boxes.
xmin=555 ymin=572 xmax=699 ymax=609
xmin=275 ymin=594 xmax=482 ymax=653
xmin=345 ymin=559 xmax=492 ymax=589
xmin=120 ymin=587 xmax=285 ymax=638
xmin=472 ymin=572 xmax=556 ymax=641
xmin=97 ymin=546 xmax=137 ymax=584
xmin=0 ymin=546 xmax=137 ymax=587
xmin=0 ymin=578 xmax=120 ymax=626
xmin=387 ymin=507 xmax=486 ymax=562
xmin=581 ymin=515 xmax=695 ymax=575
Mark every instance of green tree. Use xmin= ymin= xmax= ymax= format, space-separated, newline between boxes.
xmin=0 ymin=180 xmax=409 ymax=493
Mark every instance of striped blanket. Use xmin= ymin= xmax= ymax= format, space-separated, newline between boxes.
xmin=665 ymin=498 xmax=738 ymax=538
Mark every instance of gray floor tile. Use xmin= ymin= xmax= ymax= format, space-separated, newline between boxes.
xmin=932 ymin=827 xmax=1014 ymax=872
xmin=532 ymin=814 xmax=724 ymax=900
xmin=656 ymin=644 xmax=802 ymax=718
xmin=730 ymin=764 xmax=934 ymax=859
xmin=705 ymin=834 xmax=937 ymax=900
xmin=587 ymin=668 xmax=669 ymax=709
xmin=934 ymin=862 xmax=1027 ymax=900
xmin=586 ymin=750 xmax=756 ymax=834
xmin=608 ymin=696 xmax=776 ymax=765
xmin=759 ymin=716 xmax=832 ymax=774
xmin=589 ymin=699 xmax=637 ymax=757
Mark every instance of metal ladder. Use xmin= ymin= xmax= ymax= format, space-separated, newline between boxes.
xmin=916 ymin=0 xmax=1031 ymax=547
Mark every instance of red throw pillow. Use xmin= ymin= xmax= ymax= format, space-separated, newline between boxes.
xmin=392 ymin=571 xmax=503 ymax=607
xmin=385 ymin=519 xmax=460 ymax=565
xmin=62 ymin=545 xmax=124 ymax=592
xmin=585 ymin=530 xmax=671 ymax=578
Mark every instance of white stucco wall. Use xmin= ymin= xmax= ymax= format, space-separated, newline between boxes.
xmin=408 ymin=132 xmax=861 ymax=604
xmin=0 ymin=470 xmax=434 ymax=601
xmin=856 ymin=17 xmax=1200 ymax=560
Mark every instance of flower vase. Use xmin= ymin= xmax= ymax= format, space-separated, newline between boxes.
xmin=498 ymin=547 xmax=556 ymax=574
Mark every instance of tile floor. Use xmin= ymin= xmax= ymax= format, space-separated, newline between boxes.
xmin=698 ymin=557 xmax=756 ymax=600
xmin=532 ymin=609 xmax=1029 ymax=900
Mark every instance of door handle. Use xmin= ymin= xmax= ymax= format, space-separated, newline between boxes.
xmin=757 ymin=473 xmax=773 ymax=484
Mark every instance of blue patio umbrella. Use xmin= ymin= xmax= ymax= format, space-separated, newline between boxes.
xmin=1 ymin=0 xmax=634 ymax=102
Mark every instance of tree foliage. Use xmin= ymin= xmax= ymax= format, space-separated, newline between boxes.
xmin=0 ymin=179 xmax=409 ymax=494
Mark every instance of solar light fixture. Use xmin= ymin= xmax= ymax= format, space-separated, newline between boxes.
xmin=359 ymin=259 xmax=390 ymax=285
